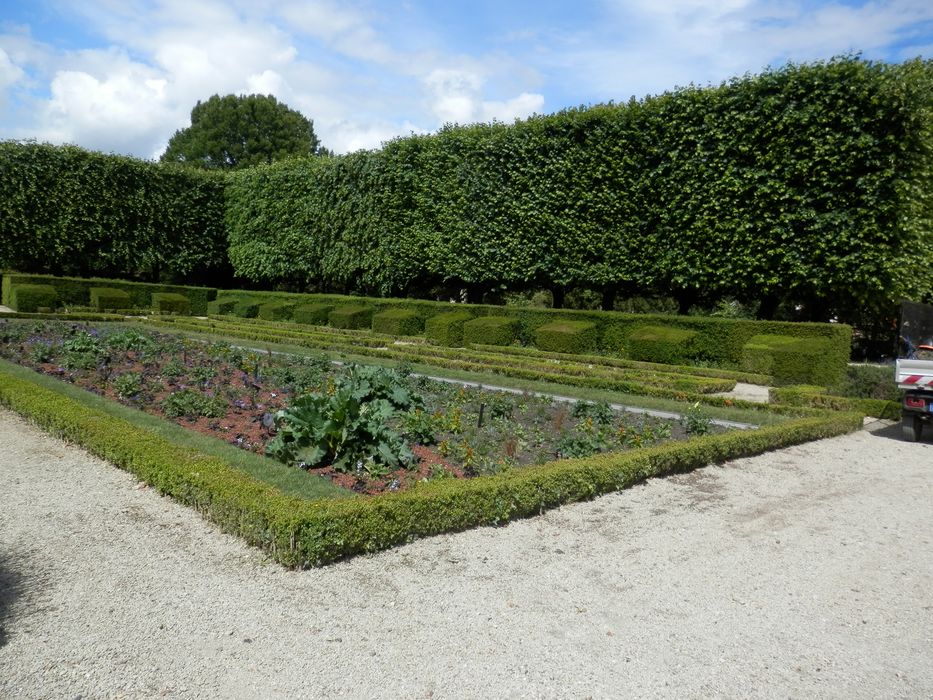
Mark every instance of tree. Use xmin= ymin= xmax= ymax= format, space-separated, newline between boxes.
xmin=160 ymin=94 xmax=325 ymax=170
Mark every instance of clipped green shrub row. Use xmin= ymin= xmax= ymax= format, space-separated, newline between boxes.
xmin=89 ymin=287 xmax=131 ymax=312
xmin=145 ymin=315 xmax=738 ymax=398
xmin=534 ymin=321 xmax=598 ymax=354
xmin=425 ymin=310 xmax=474 ymax=346
xmin=9 ymin=284 xmax=58 ymax=313
xmin=0 ymin=362 xmax=862 ymax=567
xmin=152 ymin=292 xmax=191 ymax=315
xmin=741 ymin=334 xmax=835 ymax=386
xmin=258 ymin=301 xmax=296 ymax=321
xmin=0 ymin=141 xmax=227 ymax=281
xmin=186 ymin=287 xmax=852 ymax=383
xmin=329 ymin=305 xmax=373 ymax=330
xmin=2 ymin=273 xmax=215 ymax=315
xmin=770 ymin=385 xmax=901 ymax=419
xmin=225 ymin=58 xmax=933 ymax=328
xmin=372 ymin=308 xmax=424 ymax=336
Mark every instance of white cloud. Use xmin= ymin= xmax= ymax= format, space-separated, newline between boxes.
xmin=0 ymin=48 xmax=24 ymax=90
xmin=424 ymin=68 xmax=544 ymax=125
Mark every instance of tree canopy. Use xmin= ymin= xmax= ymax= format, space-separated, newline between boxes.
xmin=160 ymin=94 xmax=325 ymax=170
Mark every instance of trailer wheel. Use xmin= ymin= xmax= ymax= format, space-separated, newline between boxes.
xmin=902 ymin=415 xmax=922 ymax=442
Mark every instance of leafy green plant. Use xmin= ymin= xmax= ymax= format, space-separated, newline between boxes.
xmin=162 ymin=389 xmax=227 ymax=419
xmin=572 ymin=400 xmax=614 ymax=426
xmin=29 ymin=342 xmax=55 ymax=363
xmin=266 ymin=365 xmax=419 ymax=473
xmin=113 ymin=372 xmax=144 ymax=399
xmin=105 ymin=328 xmax=156 ymax=353
xmin=681 ymin=402 xmax=713 ymax=435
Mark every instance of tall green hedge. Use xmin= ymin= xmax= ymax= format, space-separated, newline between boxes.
xmin=1 ymin=273 xmax=216 ymax=315
xmin=225 ymin=57 xmax=933 ymax=324
xmin=0 ymin=141 xmax=228 ymax=282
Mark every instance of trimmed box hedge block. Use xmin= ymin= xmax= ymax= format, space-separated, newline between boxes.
xmin=626 ymin=325 xmax=699 ymax=364
xmin=742 ymin=334 xmax=833 ymax=385
xmin=207 ymin=298 xmax=237 ymax=315
xmin=258 ymin=301 xmax=297 ymax=322
xmin=293 ymin=303 xmax=333 ymax=326
xmin=329 ymin=305 xmax=374 ymax=330
xmin=425 ymin=310 xmax=474 ymax=346
xmin=534 ymin=320 xmax=598 ymax=354
xmin=1 ymin=273 xmax=215 ymax=314
xmin=372 ymin=309 xmax=424 ymax=336
xmin=151 ymin=293 xmax=191 ymax=316
xmin=463 ymin=316 xmax=519 ymax=346
xmin=89 ymin=287 xmax=131 ymax=311
xmin=9 ymin=284 xmax=58 ymax=313
xmin=234 ymin=299 xmax=260 ymax=318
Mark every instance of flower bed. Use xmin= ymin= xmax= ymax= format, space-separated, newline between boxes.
xmin=0 ymin=319 xmax=719 ymax=495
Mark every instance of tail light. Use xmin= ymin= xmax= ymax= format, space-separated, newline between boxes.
xmin=905 ymin=396 xmax=927 ymax=409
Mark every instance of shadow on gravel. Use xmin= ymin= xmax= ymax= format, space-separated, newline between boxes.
xmin=865 ymin=421 xmax=933 ymax=445
xmin=0 ymin=548 xmax=31 ymax=648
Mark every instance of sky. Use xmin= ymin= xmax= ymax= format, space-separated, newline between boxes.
xmin=0 ymin=0 xmax=930 ymax=159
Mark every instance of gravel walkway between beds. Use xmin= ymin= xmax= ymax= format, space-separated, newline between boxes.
xmin=1 ymin=410 xmax=931 ymax=699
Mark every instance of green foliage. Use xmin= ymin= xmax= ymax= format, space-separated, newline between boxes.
xmin=113 ymin=372 xmax=144 ymax=399
xmin=104 ymin=328 xmax=156 ymax=353
xmin=223 ymin=57 xmax=933 ymax=329
xmin=162 ymin=389 xmax=227 ymax=419
xmin=258 ymin=301 xmax=296 ymax=321
xmin=234 ymin=299 xmax=260 ymax=318
xmin=741 ymin=334 xmax=833 ymax=385
xmin=292 ymin=303 xmax=333 ymax=326
xmin=328 ymin=305 xmax=373 ymax=329
xmin=769 ymin=385 xmax=901 ymax=419
xmin=9 ymin=284 xmax=58 ymax=312
xmin=681 ymin=402 xmax=713 ymax=435
xmin=462 ymin=316 xmax=518 ymax=346
xmin=266 ymin=365 xmax=420 ymax=473
xmin=89 ymin=287 xmax=131 ymax=311
xmin=534 ymin=321 xmax=598 ymax=354
xmin=425 ymin=310 xmax=474 ymax=346
xmin=0 ymin=361 xmax=861 ymax=567
xmin=831 ymin=364 xmax=900 ymax=401
xmin=571 ymin=400 xmax=614 ymax=426
xmin=160 ymin=94 xmax=324 ymax=170
xmin=151 ymin=292 xmax=191 ymax=315
xmin=626 ymin=325 xmax=700 ymax=365
xmin=207 ymin=298 xmax=237 ymax=315
xmin=372 ymin=309 xmax=424 ymax=336
xmin=2 ymin=273 xmax=216 ymax=315
xmin=0 ymin=142 xmax=227 ymax=280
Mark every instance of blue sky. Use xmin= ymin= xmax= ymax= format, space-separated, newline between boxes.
xmin=0 ymin=0 xmax=930 ymax=158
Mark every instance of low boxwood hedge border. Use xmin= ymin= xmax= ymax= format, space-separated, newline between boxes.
xmin=770 ymin=385 xmax=901 ymax=419
xmin=0 ymin=362 xmax=861 ymax=568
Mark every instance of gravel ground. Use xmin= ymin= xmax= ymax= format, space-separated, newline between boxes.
xmin=1 ymin=409 xmax=931 ymax=699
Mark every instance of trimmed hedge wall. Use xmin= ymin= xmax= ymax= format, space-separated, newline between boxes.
xmin=627 ymin=325 xmax=699 ymax=365
xmin=258 ymin=301 xmax=296 ymax=321
xmin=329 ymin=305 xmax=373 ymax=329
xmin=372 ymin=309 xmax=424 ymax=336
xmin=176 ymin=286 xmax=852 ymax=383
xmin=9 ymin=284 xmax=58 ymax=312
xmin=0 ymin=141 xmax=228 ymax=281
xmin=89 ymin=287 xmax=131 ymax=311
xmin=151 ymin=293 xmax=191 ymax=315
xmin=534 ymin=321 xmax=598 ymax=354
xmin=1 ymin=273 xmax=215 ymax=315
xmin=207 ymin=298 xmax=237 ymax=315
xmin=225 ymin=58 xmax=933 ymax=328
xmin=463 ymin=316 xmax=519 ymax=346
xmin=741 ymin=335 xmax=834 ymax=386
xmin=425 ymin=310 xmax=474 ymax=346
xmin=293 ymin=303 xmax=333 ymax=326
xmin=0 ymin=361 xmax=861 ymax=567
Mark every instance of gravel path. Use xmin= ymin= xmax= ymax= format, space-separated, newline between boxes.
xmin=1 ymin=409 xmax=931 ymax=699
